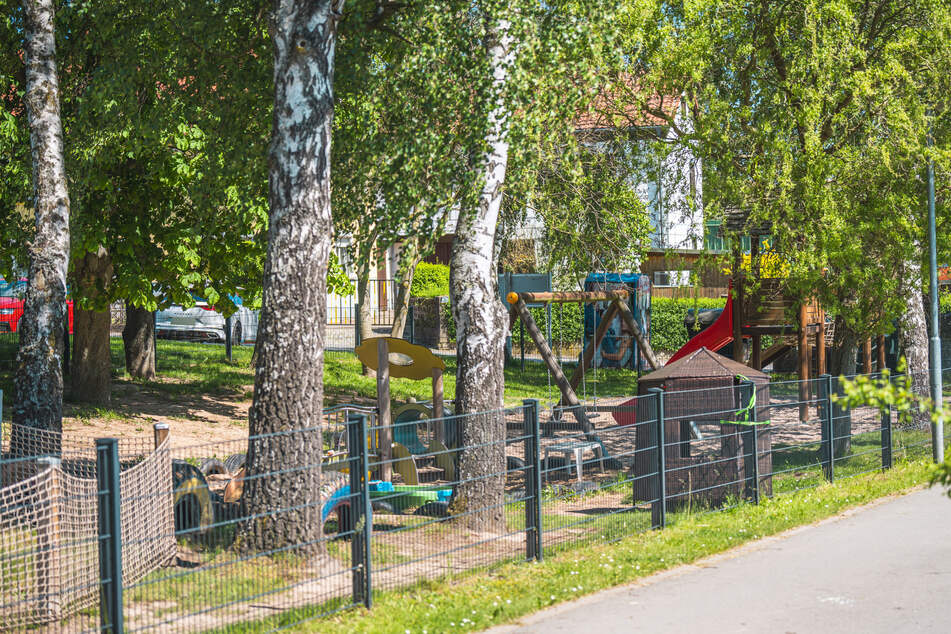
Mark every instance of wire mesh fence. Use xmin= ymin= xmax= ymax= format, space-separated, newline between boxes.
xmin=0 ymin=370 xmax=948 ymax=631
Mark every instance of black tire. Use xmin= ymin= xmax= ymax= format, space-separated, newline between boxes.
xmin=232 ymin=320 xmax=243 ymax=345
xmin=371 ymin=500 xmax=398 ymax=515
xmin=506 ymin=456 xmax=526 ymax=472
xmin=224 ymin=453 xmax=246 ymax=473
xmin=200 ymin=458 xmax=229 ymax=477
xmin=414 ymin=501 xmax=450 ymax=518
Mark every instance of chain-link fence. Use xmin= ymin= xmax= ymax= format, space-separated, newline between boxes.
xmin=1 ymin=371 xmax=948 ymax=631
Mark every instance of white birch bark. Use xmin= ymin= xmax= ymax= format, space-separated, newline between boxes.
xmin=242 ymin=0 xmax=341 ymax=553
xmin=13 ymin=0 xmax=71 ymax=445
xmin=898 ymin=253 xmax=931 ymax=429
xmin=448 ymin=15 xmax=514 ymax=532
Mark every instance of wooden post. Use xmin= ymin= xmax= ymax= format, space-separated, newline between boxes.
xmin=751 ymin=334 xmax=762 ymax=370
xmin=798 ymin=304 xmax=809 ymax=421
xmin=566 ymin=302 xmax=620 ymax=400
xmin=732 ymin=247 xmax=744 ymax=364
xmin=877 ymin=334 xmax=887 ymax=371
xmin=377 ymin=338 xmax=392 ymax=482
xmin=816 ymin=311 xmax=827 ymax=376
xmin=36 ymin=457 xmax=62 ymax=622
xmin=614 ymin=299 xmax=659 ymax=370
xmin=153 ymin=422 xmax=169 ymax=450
xmin=863 ymin=338 xmax=873 ymax=374
xmin=432 ymin=367 xmax=445 ymax=445
xmin=512 ymin=298 xmax=594 ymax=432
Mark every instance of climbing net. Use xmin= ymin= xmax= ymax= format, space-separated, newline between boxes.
xmin=0 ymin=424 xmax=174 ymax=629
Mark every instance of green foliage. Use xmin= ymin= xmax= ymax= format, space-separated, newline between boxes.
xmin=941 ymin=290 xmax=951 ymax=315
xmin=650 ymin=297 xmax=727 ymax=352
xmin=410 ymin=262 xmax=450 ymax=298
xmin=327 ymin=252 xmax=354 ymax=296
xmin=613 ymin=0 xmax=951 ymax=342
xmin=510 ymin=304 xmax=585 ymax=347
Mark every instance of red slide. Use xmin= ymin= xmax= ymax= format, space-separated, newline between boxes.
xmin=666 ymin=290 xmax=735 ymax=365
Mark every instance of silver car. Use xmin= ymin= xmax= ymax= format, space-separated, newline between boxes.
xmin=155 ymin=301 xmax=258 ymax=344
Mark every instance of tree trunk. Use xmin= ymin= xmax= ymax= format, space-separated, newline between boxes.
xmin=826 ymin=315 xmax=857 ymax=457
xmin=12 ymin=0 xmax=71 ymax=450
xmin=898 ymin=256 xmax=930 ymax=429
xmin=70 ymin=248 xmax=113 ymax=404
xmin=447 ymin=15 xmax=513 ymax=533
xmin=123 ymin=302 xmax=156 ymax=380
xmin=390 ymin=238 xmax=421 ymax=339
xmin=356 ymin=257 xmax=375 ymax=376
xmin=241 ymin=0 xmax=337 ymax=554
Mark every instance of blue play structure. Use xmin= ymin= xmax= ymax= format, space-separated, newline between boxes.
xmin=583 ymin=273 xmax=651 ymax=371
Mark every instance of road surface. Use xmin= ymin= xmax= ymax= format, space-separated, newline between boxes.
xmin=488 ymin=487 xmax=951 ymax=633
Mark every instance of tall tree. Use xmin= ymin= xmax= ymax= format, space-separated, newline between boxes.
xmin=240 ymin=0 xmax=340 ymax=553
xmin=12 ymin=0 xmax=70 ymax=441
xmin=611 ymin=1 xmax=951 ymax=381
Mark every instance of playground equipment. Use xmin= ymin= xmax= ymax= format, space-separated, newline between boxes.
xmin=506 ymin=286 xmax=659 ymax=429
xmin=583 ymin=273 xmax=653 ymax=371
xmin=623 ymin=348 xmax=773 ymax=509
xmin=355 ymin=337 xmax=453 ymax=485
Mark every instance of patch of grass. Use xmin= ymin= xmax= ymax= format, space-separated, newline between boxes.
xmin=323 ymin=351 xmax=638 ymax=407
xmin=216 ymin=457 xmax=934 ymax=633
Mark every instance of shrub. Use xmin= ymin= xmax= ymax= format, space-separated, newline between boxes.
xmin=650 ymin=296 xmax=727 ymax=352
xmin=411 ymin=262 xmax=450 ymax=298
xmin=510 ymin=303 xmax=584 ymax=347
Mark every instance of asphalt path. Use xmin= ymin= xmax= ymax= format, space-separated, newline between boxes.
xmin=487 ymin=487 xmax=951 ymax=633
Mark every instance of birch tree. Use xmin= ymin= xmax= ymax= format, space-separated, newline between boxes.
xmin=11 ymin=0 xmax=70 ymax=443
xmin=240 ymin=0 xmax=341 ymax=553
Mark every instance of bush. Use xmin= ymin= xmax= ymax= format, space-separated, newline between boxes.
xmin=651 ymin=297 xmax=727 ymax=352
xmin=510 ymin=303 xmax=584 ymax=347
xmin=411 ymin=262 xmax=450 ymax=298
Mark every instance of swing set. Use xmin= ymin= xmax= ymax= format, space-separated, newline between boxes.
xmin=506 ymin=288 xmax=660 ymax=436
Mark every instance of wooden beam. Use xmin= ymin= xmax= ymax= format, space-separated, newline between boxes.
xmin=432 ymin=367 xmax=444 ymax=445
xmin=614 ymin=299 xmax=660 ymax=370
xmin=877 ymin=334 xmax=887 ymax=371
xmin=732 ymin=248 xmax=744 ymax=364
xmin=377 ymin=337 xmax=392 ymax=482
xmin=863 ymin=338 xmax=873 ymax=374
xmin=512 ymin=298 xmax=594 ymax=432
xmin=751 ymin=334 xmax=762 ymax=370
xmin=816 ymin=312 xmax=826 ymax=376
xmin=798 ymin=303 xmax=809 ymax=422
xmin=565 ymin=302 xmax=620 ymax=401
xmin=509 ymin=290 xmax=630 ymax=304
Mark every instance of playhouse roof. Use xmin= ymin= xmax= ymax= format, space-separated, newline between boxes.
xmin=641 ymin=347 xmax=767 ymax=384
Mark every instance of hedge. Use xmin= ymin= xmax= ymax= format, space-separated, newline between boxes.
xmin=650 ymin=296 xmax=727 ymax=352
xmin=411 ymin=262 xmax=450 ymax=298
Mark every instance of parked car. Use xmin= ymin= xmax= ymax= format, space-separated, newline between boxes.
xmin=0 ymin=278 xmax=74 ymax=334
xmin=155 ymin=297 xmax=258 ymax=344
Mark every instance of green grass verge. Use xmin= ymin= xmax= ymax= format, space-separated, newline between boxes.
xmin=203 ymin=457 xmax=935 ymax=633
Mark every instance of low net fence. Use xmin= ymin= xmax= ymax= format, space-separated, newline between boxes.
xmin=0 ymin=423 xmax=174 ymax=632
xmin=1 ymin=371 xmax=948 ymax=632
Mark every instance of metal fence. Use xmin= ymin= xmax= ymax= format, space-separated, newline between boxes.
xmin=0 ymin=373 xmax=948 ymax=632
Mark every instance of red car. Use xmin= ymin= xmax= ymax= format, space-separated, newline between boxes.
xmin=0 ymin=278 xmax=74 ymax=334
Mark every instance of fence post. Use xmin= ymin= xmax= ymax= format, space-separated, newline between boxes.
xmin=648 ymin=387 xmax=666 ymax=529
xmin=224 ymin=315 xmax=233 ymax=362
xmin=881 ymin=404 xmax=893 ymax=471
xmin=819 ymin=374 xmax=834 ymax=483
xmin=153 ymin=422 xmax=169 ymax=450
xmin=354 ymin=302 xmax=362 ymax=348
xmin=347 ymin=413 xmax=372 ymax=608
xmin=523 ymin=399 xmax=542 ymax=561
xmin=408 ymin=303 xmax=415 ymax=344
xmin=36 ymin=456 xmax=62 ymax=622
xmin=96 ymin=438 xmax=123 ymax=633
xmin=740 ymin=380 xmax=760 ymax=504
